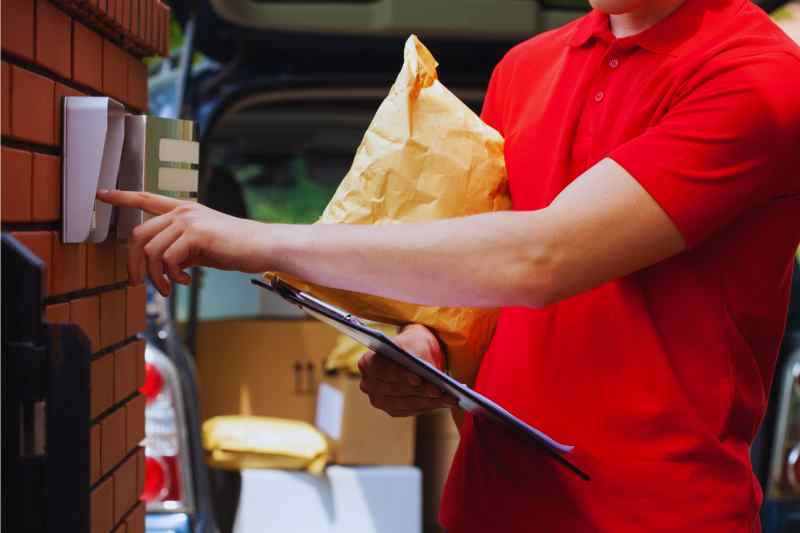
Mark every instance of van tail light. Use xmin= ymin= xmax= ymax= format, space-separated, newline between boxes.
xmin=140 ymin=344 xmax=194 ymax=513
xmin=140 ymin=362 xmax=165 ymax=402
xmin=766 ymin=352 xmax=800 ymax=500
xmin=142 ymin=456 xmax=169 ymax=502
xmin=788 ymin=445 xmax=800 ymax=490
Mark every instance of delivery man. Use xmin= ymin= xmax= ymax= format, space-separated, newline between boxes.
xmin=99 ymin=0 xmax=800 ymax=530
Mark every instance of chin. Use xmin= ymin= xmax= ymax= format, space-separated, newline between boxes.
xmin=588 ymin=0 xmax=644 ymax=14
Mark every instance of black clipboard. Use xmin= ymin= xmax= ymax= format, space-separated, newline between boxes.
xmin=251 ymin=277 xmax=590 ymax=481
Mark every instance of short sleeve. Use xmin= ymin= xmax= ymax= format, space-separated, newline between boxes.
xmin=610 ymin=53 xmax=800 ymax=248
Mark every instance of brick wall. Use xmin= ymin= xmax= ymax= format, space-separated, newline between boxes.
xmin=2 ymin=2 xmax=170 ymax=532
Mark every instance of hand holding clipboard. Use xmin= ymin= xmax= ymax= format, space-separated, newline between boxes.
xmin=252 ymin=277 xmax=590 ymax=481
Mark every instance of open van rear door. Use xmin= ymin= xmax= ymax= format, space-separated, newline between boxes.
xmin=168 ymin=0 xmax=588 ymax=65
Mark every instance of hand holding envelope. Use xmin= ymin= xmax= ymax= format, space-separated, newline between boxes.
xmin=269 ymin=35 xmax=511 ymax=388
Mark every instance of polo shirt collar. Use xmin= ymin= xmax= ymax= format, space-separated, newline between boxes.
xmin=568 ymin=0 xmax=744 ymax=57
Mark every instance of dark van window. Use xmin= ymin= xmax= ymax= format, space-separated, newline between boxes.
xmin=203 ymin=101 xmax=379 ymax=224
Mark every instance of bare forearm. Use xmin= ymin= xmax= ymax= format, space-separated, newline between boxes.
xmin=98 ymin=159 xmax=684 ymax=302
xmin=264 ymin=210 xmax=557 ymax=308
xmin=263 ymin=160 xmax=686 ymax=309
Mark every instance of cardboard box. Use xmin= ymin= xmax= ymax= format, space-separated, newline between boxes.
xmin=195 ymin=319 xmax=341 ymax=424
xmin=416 ymin=409 xmax=460 ymax=533
xmin=316 ymin=372 xmax=416 ymax=466
xmin=234 ymin=466 xmax=422 ymax=533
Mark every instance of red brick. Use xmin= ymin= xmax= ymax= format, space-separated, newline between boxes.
xmin=1 ymin=0 xmax=34 ymax=61
xmin=126 ymin=285 xmax=146 ymax=337
xmin=10 ymin=66 xmax=56 ymax=145
xmin=106 ymin=0 xmax=115 ymax=23
xmin=31 ymin=153 xmax=61 ymax=222
xmin=54 ymin=83 xmax=84 ymax=145
xmin=70 ymin=296 xmax=100 ymax=351
xmin=117 ymin=0 xmax=125 ymax=26
xmin=141 ymin=0 xmax=148 ymax=48
xmin=73 ymin=22 xmax=103 ymax=92
xmin=126 ymin=503 xmax=145 ymax=533
xmin=133 ymin=340 xmax=146 ymax=390
xmin=123 ymin=0 xmax=132 ymax=33
xmin=114 ymin=453 xmax=138 ymax=523
xmin=115 ymin=241 xmax=129 ymax=282
xmin=36 ymin=1 xmax=72 ymax=78
xmin=130 ymin=0 xmax=139 ymax=43
xmin=2 ymin=148 xmax=33 ymax=222
xmin=91 ymin=423 xmax=102 ymax=483
xmin=156 ymin=1 xmax=163 ymax=53
xmin=115 ymin=0 xmax=124 ymax=27
xmin=126 ymin=395 xmax=146 ymax=451
xmin=12 ymin=231 xmax=53 ymax=291
xmin=102 ymin=39 xmax=127 ymax=103
xmin=87 ymin=240 xmax=117 ymax=288
xmin=163 ymin=4 xmax=171 ymax=57
xmin=158 ymin=3 xmax=165 ymax=57
xmin=118 ymin=0 xmax=128 ymax=29
xmin=91 ymin=354 xmax=114 ymax=419
xmin=101 ymin=408 xmax=126 ymax=469
xmin=146 ymin=0 xmax=154 ymax=50
xmin=2 ymin=62 xmax=10 ymax=135
xmin=52 ymin=240 xmax=86 ymax=296
xmin=138 ymin=0 xmax=146 ymax=43
xmin=156 ymin=2 xmax=163 ymax=56
xmin=115 ymin=344 xmax=137 ymax=402
xmin=127 ymin=56 xmax=147 ymax=111
xmin=115 ymin=0 xmax=124 ymax=31
xmin=100 ymin=289 xmax=127 ymax=348
xmin=130 ymin=0 xmax=139 ymax=42
xmin=46 ymin=303 xmax=70 ymax=324
xmin=135 ymin=447 xmax=145 ymax=499
xmin=91 ymin=477 xmax=114 ymax=533
xmin=156 ymin=1 xmax=163 ymax=54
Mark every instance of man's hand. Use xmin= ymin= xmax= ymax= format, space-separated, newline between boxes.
xmin=99 ymin=156 xmax=685 ymax=308
xmin=96 ymin=190 xmax=269 ymax=296
xmin=357 ymin=324 xmax=458 ymax=417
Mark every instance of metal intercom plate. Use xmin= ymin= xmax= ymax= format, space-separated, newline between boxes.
xmin=62 ymin=96 xmax=199 ymax=243
xmin=117 ymin=115 xmax=199 ymax=239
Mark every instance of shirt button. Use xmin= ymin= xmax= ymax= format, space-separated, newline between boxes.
xmin=609 ymin=58 xmax=620 ymax=68
xmin=594 ymin=91 xmax=605 ymax=102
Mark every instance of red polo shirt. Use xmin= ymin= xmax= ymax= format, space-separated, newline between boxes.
xmin=441 ymin=1 xmax=800 ymax=531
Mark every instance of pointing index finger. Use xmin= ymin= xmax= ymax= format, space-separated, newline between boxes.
xmin=96 ymin=189 xmax=184 ymax=215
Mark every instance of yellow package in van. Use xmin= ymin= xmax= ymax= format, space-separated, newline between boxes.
xmin=324 ymin=323 xmax=398 ymax=375
xmin=269 ymin=35 xmax=510 ymax=388
xmin=203 ymin=416 xmax=329 ymax=475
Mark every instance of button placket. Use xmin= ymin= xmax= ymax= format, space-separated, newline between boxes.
xmin=592 ymin=44 xmax=622 ymax=104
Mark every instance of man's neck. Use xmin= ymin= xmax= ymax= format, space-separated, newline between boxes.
xmin=609 ymin=0 xmax=687 ymax=38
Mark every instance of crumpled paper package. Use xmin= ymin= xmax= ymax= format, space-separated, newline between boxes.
xmin=325 ymin=323 xmax=399 ymax=375
xmin=271 ymin=34 xmax=510 ymax=387
xmin=203 ymin=416 xmax=329 ymax=475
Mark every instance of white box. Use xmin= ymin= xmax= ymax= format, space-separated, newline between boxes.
xmin=234 ymin=466 xmax=422 ymax=533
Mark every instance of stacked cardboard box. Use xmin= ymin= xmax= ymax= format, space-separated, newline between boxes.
xmin=196 ymin=318 xmax=465 ymax=532
xmin=196 ymin=319 xmax=336 ymax=423
xmin=195 ymin=319 xmax=417 ymax=466
xmin=316 ymin=371 xmax=416 ymax=466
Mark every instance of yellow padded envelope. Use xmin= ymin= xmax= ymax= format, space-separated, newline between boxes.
xmin=270 ymin=35 xmax=511 ymax=388
xmin=203 ymin=416 xmax=329 ymax=475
